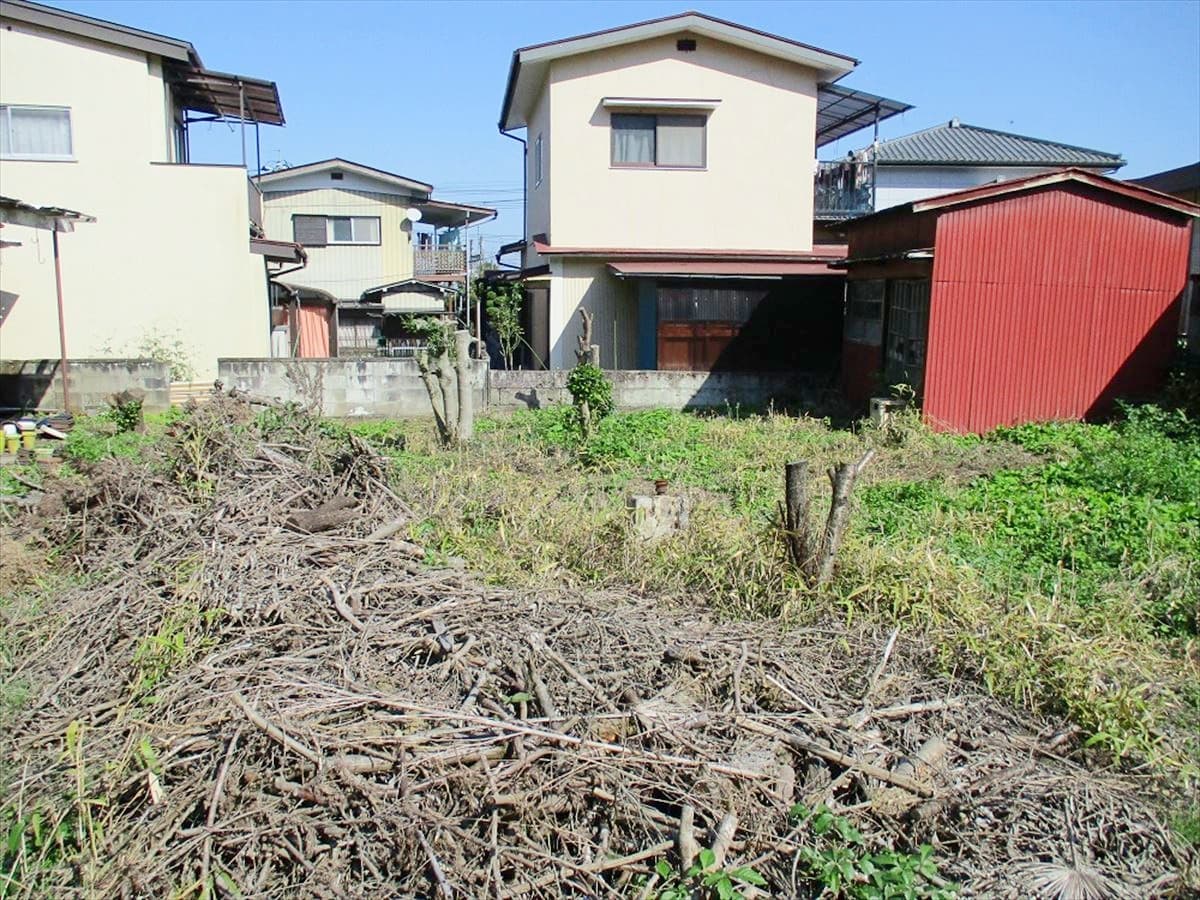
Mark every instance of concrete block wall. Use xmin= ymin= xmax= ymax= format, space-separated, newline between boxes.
xmin=489 ymin=369 xmax=828 ymax=413
xmin=218 ymin=358 xmax=487 ymax=419
xmin=0 ymin=359 xmax=170 ymax=413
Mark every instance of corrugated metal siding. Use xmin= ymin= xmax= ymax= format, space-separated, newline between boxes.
xmin=846 ymin=209 xmax=939 ymax=259
xmin=923 ymin=184 xmax=1192 ymax=432
xmin=262 ymin=188 xmax=413 ymax=300
xmin=559 ymin=260 xmax=638 ymax=369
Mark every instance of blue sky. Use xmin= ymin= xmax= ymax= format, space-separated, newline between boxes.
xmin=55 ymin=0 xmax=1200 ymax=256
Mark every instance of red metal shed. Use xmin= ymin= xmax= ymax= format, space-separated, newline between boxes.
xmin=839 ymin=169 xmax=1200 ymax=433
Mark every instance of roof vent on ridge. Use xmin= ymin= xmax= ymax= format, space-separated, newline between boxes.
xmin=949 ymin=118 xmax=961 ymax=127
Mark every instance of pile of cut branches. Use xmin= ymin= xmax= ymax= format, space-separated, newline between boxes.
xmin=0 ymin=393 xmax=1191 ymax=898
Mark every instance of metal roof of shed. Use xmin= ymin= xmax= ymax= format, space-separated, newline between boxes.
xmin=861 ymin=120 xmax=1124 ymax=168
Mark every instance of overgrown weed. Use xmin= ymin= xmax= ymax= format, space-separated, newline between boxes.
xmin=365 ymin=403 xmax=1200 ymax=780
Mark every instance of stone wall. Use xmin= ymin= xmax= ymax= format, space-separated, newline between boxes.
xmin=218 ymin=358 xmax=487 ymax=419
xmin=0 ymin=359 xmax=170 ymax=413
xmin=489 ymin=369 xmax=830 ymax=413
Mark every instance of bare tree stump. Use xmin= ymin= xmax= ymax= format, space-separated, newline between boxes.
xmin=782 ymin=460 xmax=816 ymax=571
xmin=574 ymin=308 xmax=600 ymax=366
xmin=454 ymin=330 xmax=474 ymax=444
xmin=815 ymin=449 xmax=875 ymax=586
xmin=417 ymin=329 xmax=475 ymax=446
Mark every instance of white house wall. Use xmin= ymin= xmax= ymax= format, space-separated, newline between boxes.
xmin=873 ymin=165 xmax=1054 ymax=211
xmin=0 ymin=20 xmax=270 ymax=380
xmin=549 ymin=259 xmax=638 ymax=369
xmin=546 ymin=33 xmax=819 ymax=252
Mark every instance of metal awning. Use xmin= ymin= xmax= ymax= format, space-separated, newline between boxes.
xmin=415 ymin=199 xmax=497 ymax=229
xmin=250 ymin=238 xmax=306 ymax=264
xmin=816 ymin=84 xmax=912 ymax=147
xmin=0 ymin=196 xmax=96 ymax=231
xmin=609 ymin=260 xmax=839 ymax=278
xmin=167 ymin=65 xmax=285 ymax=125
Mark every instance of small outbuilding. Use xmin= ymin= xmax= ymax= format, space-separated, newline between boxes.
xmin=839 ymin=168 xmax=1200 ymax=432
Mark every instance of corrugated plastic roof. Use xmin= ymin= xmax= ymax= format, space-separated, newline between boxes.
xmin=865 ymin=120 xmax=1125 ymax=168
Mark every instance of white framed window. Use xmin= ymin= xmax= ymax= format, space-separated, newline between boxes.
xmin=0 ymin=105 xmax=73 ymax=160
xmin=327 ymin=216 xmax=381 ymax=245
xmin=533 ymin=133 xmax=543 ymax=188
xmin=611 ymin=113 xmax=705 ymax=168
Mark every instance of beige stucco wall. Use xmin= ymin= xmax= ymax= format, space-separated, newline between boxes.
xmin=0 ymin=21 xmax=270 ymax=381
xmin=261 ymin=188 xmax=415 ymax=301
xmin=524 ymin=83 xmax=551 ymax=268
xmin=550 ymin=259 xmax=638 ymax=369
xmin=546 ymin=33 xmax=818 ymax=252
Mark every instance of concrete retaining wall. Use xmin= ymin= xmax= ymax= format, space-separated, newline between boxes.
xmin=218 ymin=358 xmax=487 ymax=419
xmin=216 ymin=359 xmax=833 ymax=418
xmin=489 ymin=369 xmax=830 ymax=413
xmin=0 ymin=359 xmax=170 ymax=413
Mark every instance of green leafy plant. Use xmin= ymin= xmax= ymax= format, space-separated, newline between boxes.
xmin=644 ymin=847 xmax=767 ymax=900
xmin=402 ymin=315 xmax=456 ymax=359
xmin=566 ymin=363 xmax=613 ymax=440
xmin=106 ymin=395 xmax=144 ymax=434
xmin=479 ymin=281 xmax=525 ymax=369
xmin=790 ymin=804 xmax=956 ymax=899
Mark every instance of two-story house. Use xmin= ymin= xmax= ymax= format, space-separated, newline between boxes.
xmin=497 ymin=12 xmax=909 ymax=373
xmin=258 ymin=159 xmax=494 ymax=358
xmin=0 ymin=0 xmax=295 ymax=381
xmin=815 ymin=119 xmax=1125 ymax=224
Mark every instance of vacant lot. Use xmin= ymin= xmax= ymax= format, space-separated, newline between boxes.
xmin=1 ymin=397 xmax=1197 ymax=896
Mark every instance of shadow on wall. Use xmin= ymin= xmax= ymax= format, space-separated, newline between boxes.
xmin=0 ymin=290 xmax=18 ymax=327
xmin=0 ymin=358 xmax=58 ymax=410
xmin=0 ymin=359 xmax=171 ymax=414
xmin=1084 ymin=298 xmax=1184 ymax=421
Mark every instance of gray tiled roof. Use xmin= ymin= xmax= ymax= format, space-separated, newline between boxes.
xmin=865 ymin=120 xmax=1125 ymax=168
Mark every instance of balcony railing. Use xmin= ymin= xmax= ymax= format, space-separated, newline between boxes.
xmin=814 ymin=159 xmax=874 ymax=220
xmin=414 ymin=246 xmax=466 ymax=276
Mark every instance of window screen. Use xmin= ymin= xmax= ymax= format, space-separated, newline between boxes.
xmin=534 ymin=133 xmax=543 ymax=187
xmin=0 ymin=106 xmax=72 ymax=158
xmin=884 ymin=279 xmax=931 ymax=385
xmin=293 ymin=215 xmax=327 ymax=247
xmin=845 ymin=279 xmax=884 ymax=345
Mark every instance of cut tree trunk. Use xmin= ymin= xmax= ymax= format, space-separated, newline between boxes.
xmin=454 ymin=330 xmax=474 ymax=444
xmin=416 ymin=330 xmax=476 ymax=447
xmin=575 ymin=308 xmax=599 ymax=366
xmin=782 ymin=460 xmax=816 ymax=571
xmin=814 ymin=449 xmax=875 ymax=586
